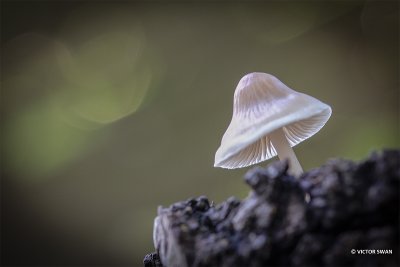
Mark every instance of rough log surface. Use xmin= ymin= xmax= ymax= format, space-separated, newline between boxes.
xmin=144 ymin=150 xmax=399 ymax=267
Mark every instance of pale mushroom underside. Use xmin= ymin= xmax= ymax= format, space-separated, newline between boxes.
xmin=214 ymin=108 xmax=331 ymax=169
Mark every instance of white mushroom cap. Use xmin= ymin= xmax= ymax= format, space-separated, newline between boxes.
xmin=214 ymin=72 xmax=332 ymax=169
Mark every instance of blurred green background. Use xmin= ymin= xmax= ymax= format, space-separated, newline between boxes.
xmin=1 ymin=1 xmax=398 ymax=266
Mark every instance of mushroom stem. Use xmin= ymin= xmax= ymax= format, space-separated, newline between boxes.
xmin=269 ymin=128 xmax=303 ymax=177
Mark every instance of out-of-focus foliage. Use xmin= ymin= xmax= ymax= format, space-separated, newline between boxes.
xmin=1 ymin=1 xmax=398 ymax=266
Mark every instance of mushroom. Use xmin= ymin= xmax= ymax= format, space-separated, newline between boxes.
xmin=214 ymin=72 xmax=331 ymax=177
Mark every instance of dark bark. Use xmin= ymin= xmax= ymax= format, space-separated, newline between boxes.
xmin=144 ymin=150 xmax=399 ymax=267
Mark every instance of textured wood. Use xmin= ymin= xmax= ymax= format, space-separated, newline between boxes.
xmin=145 ymin=150 xmax=399 ymax=267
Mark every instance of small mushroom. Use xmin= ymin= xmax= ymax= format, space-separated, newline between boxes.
xmin=214 ymin=72 xmax=331 ymax=176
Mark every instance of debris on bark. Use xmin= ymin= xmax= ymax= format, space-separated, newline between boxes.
xmin=144 ymin=150 xmax=399 ymax=267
